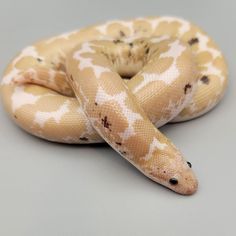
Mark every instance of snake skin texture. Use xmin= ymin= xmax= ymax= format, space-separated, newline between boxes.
xmin=0 ymin=16 xmax=228 ymax=194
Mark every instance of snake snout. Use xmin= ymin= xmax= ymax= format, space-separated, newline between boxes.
xmin=171 ymin=170 xmax=198 ymax=195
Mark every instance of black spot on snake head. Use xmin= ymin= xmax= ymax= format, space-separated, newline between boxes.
xmin=184 ymin=83 xmax=192 ymax=94
xmin=200 ymin=75 xmax=210 ymax=84
xmin=188 ymin=37 xmax=199 ymax=46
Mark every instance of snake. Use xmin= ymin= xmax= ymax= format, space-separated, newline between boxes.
xmin=0 ymin=16 xmax=228 ymax=195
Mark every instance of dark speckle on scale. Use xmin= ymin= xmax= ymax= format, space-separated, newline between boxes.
xmin=188 ymin=37 xmax=199 ymax=46
xmin=119 ymin=30 xmax=126 ymax=37
xmin=184 ymin=83 xmax=192 ymax=94
xmin=200 ymin=75 xmax=210 ymax=84
xmin=101 ymin=116 xmax=112 ymax=131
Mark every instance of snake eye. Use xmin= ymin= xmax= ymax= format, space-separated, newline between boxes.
xmin=169 ymin=178 xmax=178 ymax=185
xmin=187 ymin=161 xmax=192 ymax=168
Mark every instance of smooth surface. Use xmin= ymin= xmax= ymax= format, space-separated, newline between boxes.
xmin=0 ymin=0 xmax=235 ymax=235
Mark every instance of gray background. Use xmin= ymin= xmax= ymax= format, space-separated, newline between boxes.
xmin=0 ymin=0 xmax=235 ymax=235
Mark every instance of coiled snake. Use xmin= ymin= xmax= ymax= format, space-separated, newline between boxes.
xmin=0 ymin=16 xmax=228 ymax=195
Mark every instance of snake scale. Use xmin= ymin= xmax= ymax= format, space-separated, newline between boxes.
xmin=0 ymin=16 xmax=228 ymax=195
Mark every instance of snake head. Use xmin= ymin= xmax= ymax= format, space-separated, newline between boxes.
xmin=165 ymin=162 xmax=198 ymax=195
xmin=145 ymin=148 xmax=198 ymax=195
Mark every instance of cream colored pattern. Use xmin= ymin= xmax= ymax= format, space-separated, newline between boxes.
xmin=0 ymin=16 xmax=228 ymax=195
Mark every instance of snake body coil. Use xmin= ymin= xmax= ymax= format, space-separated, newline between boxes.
xmin=0 ymin=16 xmax=228 ymax=194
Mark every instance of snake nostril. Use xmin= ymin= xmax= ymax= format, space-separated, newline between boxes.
xmin=169 ymin=178 xmax=178 ymax=185
xmin=187 ymin=161 xmax=192 ymax=168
